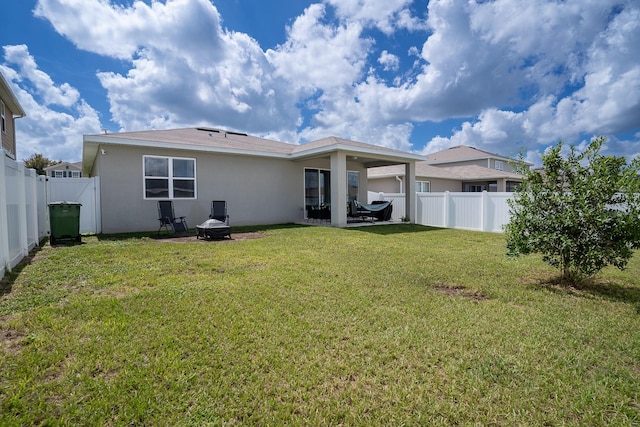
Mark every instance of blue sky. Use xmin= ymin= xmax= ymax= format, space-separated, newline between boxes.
xmin=1 ymin=0 xmax=639 ymax=165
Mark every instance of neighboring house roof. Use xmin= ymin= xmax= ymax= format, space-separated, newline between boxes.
xmin=368 ymin=162 xmax=523 ymax=181
xmin=83 ymin=127 xmax=425 ymax=176
xmin=44 ymin=161 xmax=82 ymax=172
xmin=425 ymin=145 xmax=524 ymax=165
xmin=0 ymin=72 xmax=26 ymax=118
xmin=439 ymin=164 xmax=523 ymax=180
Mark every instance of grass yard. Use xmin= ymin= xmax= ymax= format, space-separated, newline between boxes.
xmin=1 ymin=224 xmax=639 ymax=425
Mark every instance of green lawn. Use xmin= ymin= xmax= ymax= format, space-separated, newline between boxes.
xmin=1 ymin=224 xmax=639 ymax=425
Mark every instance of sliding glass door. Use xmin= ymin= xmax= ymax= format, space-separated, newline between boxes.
xmin=305 ymin=168 xmax=360 ymax=219
xmin=305 ymin=169 xmax=331 ymax=209
xmin=348 ymin=171 xmax=359 ymax=202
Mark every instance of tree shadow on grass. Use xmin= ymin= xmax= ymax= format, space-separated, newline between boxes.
xmin=345 ymin=223 xmax=446 ymax=235
xmin=95 ymin=223 xmax=313 ymax=241
xmin=0 ymin=245 xmax=45 ymax=298
xmin=535 ymin=274 xmax=640 ymax=313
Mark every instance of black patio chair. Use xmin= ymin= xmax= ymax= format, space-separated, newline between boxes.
xmin=210 ymin=200 xmax=230 ymax=225
xmin=196 ymin=200 xmax=231 ymax=239
xmin=157 ymin=200 xmax=188 ymax=235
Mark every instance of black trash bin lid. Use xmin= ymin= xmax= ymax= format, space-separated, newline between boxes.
xmin=48 ymin=201 xmax=82 ymax=206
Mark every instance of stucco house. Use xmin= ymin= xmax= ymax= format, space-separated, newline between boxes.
xmin=82 ymin=127 xmax=425 ymax=233
xmin=44 ymin=161 xmax=83 ymax=178
xmin=368 ymin=145 xmax=528 ymax=193
xmin=0 ymin=72 xmax=26 ymax=159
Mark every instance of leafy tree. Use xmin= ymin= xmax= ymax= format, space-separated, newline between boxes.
xmin=23 ymin=153 xmax=60 ymax=176
xmin=505 ymin=137 xmax=640 ymax=283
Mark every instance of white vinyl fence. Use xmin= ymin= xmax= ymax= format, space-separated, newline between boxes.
xmin=47 ymin=177 xmax=101 ymax=235
xmin=0 ymin=155 xmax=46 ymax=278
xmin=369 ymin=191 xmax=513 ymax=233
xmin=1 ymin=154 xmax=101 ymax=278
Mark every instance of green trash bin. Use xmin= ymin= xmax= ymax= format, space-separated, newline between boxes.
xmin=48 ymin=202 xmax=82 ymax=245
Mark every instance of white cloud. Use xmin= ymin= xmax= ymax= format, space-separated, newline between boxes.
xmin=26 ymin=0 xmax=640 ymax=163
xmin=273 ymin=0 xmax=639 ymax=158
xmin=378 ymin=50 xmax=400 ymax=71
xmin=34 ymin=0 xmax=224 ymax=62
xmin=419 ymin=1 xmax=640 ymax=162
xmin=36 ymin=0 xmax=300 ymax=133
xmin=297 ymin=79 xmax=414 ymax=151
xmin=1 ymin=47 xmax=101 ymax=162
xmin=324 ymin=0 xmax=426 ymax=34
xmin=266 ymin=4 xmax=372 ymax=93
xmin=3 ymin=45 xmax=79 ymax=108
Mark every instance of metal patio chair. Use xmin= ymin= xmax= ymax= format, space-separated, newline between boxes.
xmin=157 ymin=200 xmax=188 ymax=235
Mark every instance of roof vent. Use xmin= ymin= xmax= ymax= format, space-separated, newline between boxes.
xmin=196 ymin=127 xmax=247 ymax=137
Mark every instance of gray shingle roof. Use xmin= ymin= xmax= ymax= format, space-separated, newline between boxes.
xmin=426 ymin=145 xmax=515 ymax=163
xmin=84 ymin=128 xmax=425 ymax=161
xmin=98 ymin=127 xmax=294 ymax=155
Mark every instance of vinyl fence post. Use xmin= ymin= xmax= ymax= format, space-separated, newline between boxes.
xmin=26 ymin=168 xmax=39 ymax=247
xmin=94 ymin=176 xmax=102 ymax=234
xmin=17 ymin=162 xmax=28 ymax=259
xmin=443 ymin=191 xmax=450 ymax=228
xmin=481 ymin=190 xmax=488 ymax=232
xmin=0 ymin=154 xmax=9 ymax=275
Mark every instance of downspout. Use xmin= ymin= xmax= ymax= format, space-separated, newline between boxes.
xmin=395 ymin=176 xmax=403 ymax=193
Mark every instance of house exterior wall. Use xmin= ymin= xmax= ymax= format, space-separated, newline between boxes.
xmin=1 ymin=101 xmax=16 ymax=158
xmin=45 ymin=162 xmax=83 ymax=178
xmin=369 ymin=176 xmax=461 ymax=193
xmin=94 ymin=145 xmax=370 ymax=233
xmin=431 ymin=159 xmax=488 ymax=169
xmin=96 ymin=145 xmax=303 ymax=233
xmin=428 ymin=177 xmax=463 ymax=192
xmin=488 ymin=158 xmax=518 ymax=173
xmin=368 ymin=177 xmax=399 ymax=193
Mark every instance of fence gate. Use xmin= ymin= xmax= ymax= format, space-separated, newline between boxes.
xmin=47 ymin=177 xmax=101 ymax=234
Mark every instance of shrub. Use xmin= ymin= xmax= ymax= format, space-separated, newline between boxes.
xmin=505 ymin=137 xmax=640 ymax=283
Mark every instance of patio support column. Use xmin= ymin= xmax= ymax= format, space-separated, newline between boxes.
xmin=405 ymin=161 xmax=416 ymax=223
xmin=330 ymin=151 xmax=347 ymax=227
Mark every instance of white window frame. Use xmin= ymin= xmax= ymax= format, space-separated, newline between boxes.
xmin=1 ymin=101 xmax=5 ymax=133
xmin=495 ymin=160 xmax=504 ymax=171
xmin=416 ymin=181 xmax=430 ymax=192
xmin=54 ymin=170 xmax=64 ymax=178
xmin=70 ymin=171 xmax=81 ymax=178
xmin=143 ymin=155 xmax=197 ymax=200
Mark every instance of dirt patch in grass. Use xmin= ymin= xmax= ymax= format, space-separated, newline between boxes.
xmin=152 ymin=231 xmax=267 ymax=243
xmin=0 ymin=317 xmax=26 ymax=355
xmin=435 ymin=285 xmax=488 ymax=301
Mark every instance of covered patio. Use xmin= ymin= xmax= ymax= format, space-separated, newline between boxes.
xmin=290 ymin=137 xmax=424 ymax=227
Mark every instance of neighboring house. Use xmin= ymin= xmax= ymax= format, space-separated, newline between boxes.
xmin=82 ymin=127 xmax=425 ymax=233
xmin=425 ymin=145 xmax=521 ymax=172
xmin=369 ymin=145 xmax=529 ymax=193
xmin=44 ymin=161 xmax=83 ymax=178
xmin=0 ymin=72 xmax=26 ymax=159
